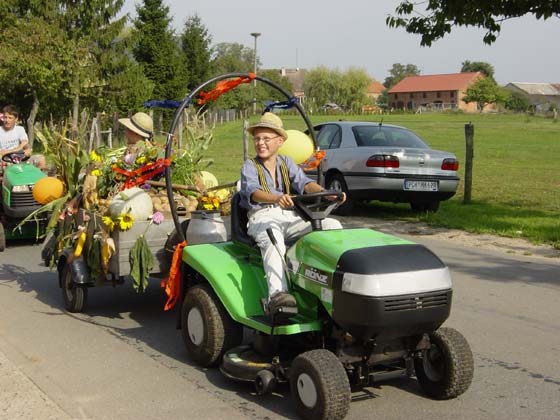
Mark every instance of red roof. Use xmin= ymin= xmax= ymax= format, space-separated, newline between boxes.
xmin=389 ymin=72 xmax=482 ymax=93
xmin=368 ymin=81 xmax=385 ymax=94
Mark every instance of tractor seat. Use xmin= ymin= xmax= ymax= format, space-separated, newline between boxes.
xmin=231 ymin=193 xmax=256 ymax=247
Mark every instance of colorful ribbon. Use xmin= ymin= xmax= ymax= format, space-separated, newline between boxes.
xmin=112 ymin=158 xmax=171 ymax=190
xmin=301 ymin=150 xmax=326 ymax=171
xmin=197 ymin=73 xmax=256 ymax=105
xmin=161 ymin=240 xmax=187 ymax=311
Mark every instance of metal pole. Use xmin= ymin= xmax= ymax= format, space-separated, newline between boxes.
xmin=250 ymin=32 xmax=261 ymax=114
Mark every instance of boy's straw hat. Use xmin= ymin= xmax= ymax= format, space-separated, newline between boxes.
xmin=247 ymin=112 xmax=287 ymax=139
xmin=118 ymin=112 xmax=153 ymax=138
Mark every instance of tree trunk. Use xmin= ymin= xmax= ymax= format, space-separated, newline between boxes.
xmin=27 ymin=88 xmax=40 ymax=147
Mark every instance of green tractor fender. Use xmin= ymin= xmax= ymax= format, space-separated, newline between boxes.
xmin=181 ymin=242 xmax=268 ymax=322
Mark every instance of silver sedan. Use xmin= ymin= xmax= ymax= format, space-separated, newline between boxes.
xmin=308 ymin=121 xmax=460 ymax=214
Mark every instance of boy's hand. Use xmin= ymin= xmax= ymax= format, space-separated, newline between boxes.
xmin=275 ymin=193 xmax=294 ymax=209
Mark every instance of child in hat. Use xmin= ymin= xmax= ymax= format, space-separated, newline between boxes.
xmin=239 ymin=112 xmax=345 ymax=315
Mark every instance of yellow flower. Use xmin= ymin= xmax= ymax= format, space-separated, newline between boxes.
xmin=136 ymin=156 xmax=147 ymax=164
xmin=118 ymin=212 xmax=134 ymax=230
xmin=91 ymin=169 xmax=102 ymax=176
xmin=90 ymin=150 xmax=103 ymax=162
xmin=102 ymin=216 xmax=115 ymax=232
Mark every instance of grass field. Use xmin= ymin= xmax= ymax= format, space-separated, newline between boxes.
xmin=205 ymin=112 xmax=560 ymax=248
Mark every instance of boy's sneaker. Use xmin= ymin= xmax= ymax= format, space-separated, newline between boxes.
xmin=267 ymin=292 xmax=297 ymax=314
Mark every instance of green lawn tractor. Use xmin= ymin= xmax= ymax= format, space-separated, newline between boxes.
xmin=163 ymin=74 xmax=474 ymax=420
xmin=0 ymin=152 xmax=47 ymax=251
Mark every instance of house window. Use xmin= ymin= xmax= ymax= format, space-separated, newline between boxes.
xmin=437 ymin=91 xmax=441 ymax=98
xmin=409 ymin=93 xmax=413 ymax=99
xmin=395 ymin=94 xmax=398 ymax=100
xmin=450 ymin=91 xmax=455 ymax=98
xmin=423 ymin=92 xmax=427 ymax=99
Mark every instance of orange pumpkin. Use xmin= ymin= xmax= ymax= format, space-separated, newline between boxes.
xmin=33 ymin=177 xmax=65 ymax=204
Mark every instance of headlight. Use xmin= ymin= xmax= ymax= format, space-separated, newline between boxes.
xmin=12 ymin=185 xmax=30 ymax=192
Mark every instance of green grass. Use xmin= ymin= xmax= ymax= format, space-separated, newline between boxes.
xmin=201 ymin=112 xmax=560 ymax=248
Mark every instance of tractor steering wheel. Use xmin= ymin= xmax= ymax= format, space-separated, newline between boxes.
xmin=292 ymin=191 xmax=344 ymax=228
xmin=2 ymin=152 xmax=29 ymax=164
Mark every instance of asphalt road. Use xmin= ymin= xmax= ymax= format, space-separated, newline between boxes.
xmin=0 ymin=233 xmax=559 ymax=420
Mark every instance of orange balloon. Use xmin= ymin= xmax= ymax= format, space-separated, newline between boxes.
xmin=33 ymin=177 xmax=65 ymax=204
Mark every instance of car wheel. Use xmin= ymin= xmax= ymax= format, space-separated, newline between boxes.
xmin=181 ymin=283 xmax=243 ymax=367
xmin=326 ymin=174 xmax=353 ymax=216
xmin=415 ymin=327 xmax=474 ymax=399
xmin=290 ymin=349 xmax=350 ymax=420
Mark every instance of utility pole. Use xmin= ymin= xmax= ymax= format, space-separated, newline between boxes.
xmin=250 ymin=32 xmax=261 ymax=114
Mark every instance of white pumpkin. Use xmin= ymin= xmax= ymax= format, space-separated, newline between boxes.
xmin=108 ymin=187 xmax=153 ymax=220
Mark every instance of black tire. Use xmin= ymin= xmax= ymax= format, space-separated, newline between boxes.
xmin=61 ymin=262 xmax=87 ymax=313
xmin=290 ymin=349 xmax=350 ymax=420
xmin=181 ymin=283 xmax=243 ymax=367
xmin=0 ymin=222 xmax=5 ymax=252
xmin=326 ymin=174 xmax=353 ymax=216
xmin=410 ymin=201 xmax=440 ymax=213
xmin=415 ymin=327 xmax=474 ymax=399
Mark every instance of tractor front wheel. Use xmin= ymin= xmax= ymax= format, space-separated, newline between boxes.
xmin=181 ymin=284 xmax=243 ymax=367
xmin=415 ymin=327 xmax=474 ymax=399
xmin=290 ymin=349 xmax=350 ymax=420
xmin=0 ymin=222 xmax=5 ymax=252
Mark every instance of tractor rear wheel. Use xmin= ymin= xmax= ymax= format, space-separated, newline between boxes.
xmin=415 ymin=327 xmax=474 ymax=399
xmin=0 ymin=222 xmax=5 ymax=252
xmin=181 ymin=284 xmax=243 ymax=367
xmin=290 ymin=349 xmax=350 ymax=420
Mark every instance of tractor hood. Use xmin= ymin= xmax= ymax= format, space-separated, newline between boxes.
xmin=4 ymin=163 xmax=46 ymax=187
xmin=288 ymin=228 xmax=451 ymax=298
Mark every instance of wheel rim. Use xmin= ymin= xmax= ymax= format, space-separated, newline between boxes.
xmin=296 ymin=372 xmax=318 ymax=409
xmin=187 ymin=307 xmax=204 ymax=346
xmin=422 ymin=344 xmax=444 ymax=381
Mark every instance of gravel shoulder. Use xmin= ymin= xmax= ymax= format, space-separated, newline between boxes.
xmin=338 ymin=216 xmax=560 ymax=260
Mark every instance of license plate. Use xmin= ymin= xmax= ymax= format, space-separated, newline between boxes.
xmin=403 ymin=180 xmax=438 ymax=191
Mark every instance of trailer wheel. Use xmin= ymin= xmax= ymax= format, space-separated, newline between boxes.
xmin=61 ymin=263 xmax=87 ymax=313
xmin=0 ymin=222 xmax=5 ymax=252
xmin=415 ymin=327 xmax=474 ymax=399
xmin=290 ymin=349 xmax=350 ymax=420
xmin=181 ymin=284 xmax=243 ymax=367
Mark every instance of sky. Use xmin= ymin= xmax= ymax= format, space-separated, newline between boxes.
xmin=122 ymin=0 xmax=560 ymax=85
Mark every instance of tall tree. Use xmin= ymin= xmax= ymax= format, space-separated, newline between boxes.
xmin=303 ymin=66 xmax=342 ymax=112
xmin=461 ymin=60 xmax=495 ymax=81
xmin=387 ymin=0 xmax=560 ymax=46
xmin=180 ymin=14 xmax=212 ymax=91
xmin=209 ymin=43 xmax=255 ymax=110
xmin=383 ymin=63 xmax=421 ymax=89
xmin=133 ymin=0 xmax=188 ymax=100
xmin=463 ymin=77 xmax=505 ymax=111
xmin=338 ymin=68 xmax=372 ymax=112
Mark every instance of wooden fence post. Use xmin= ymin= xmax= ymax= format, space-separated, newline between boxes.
xmin=463 ymin=122 xmax=474 ymax=204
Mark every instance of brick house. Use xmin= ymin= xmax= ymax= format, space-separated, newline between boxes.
xmin=280 ymin=68 xmax=307 ymax=103
xmin=388 ymin=72 xmax=485 ymax=112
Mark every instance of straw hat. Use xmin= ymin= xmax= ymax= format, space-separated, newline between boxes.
xmin=118 ymin=112 xmax=153 ymax=139
xmin=247 ymin=112 xmax=287 ymax=139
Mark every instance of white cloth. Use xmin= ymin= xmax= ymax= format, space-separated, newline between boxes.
xmin=0 ymin=125 xmax=28 ymax=151
xmin=247 ymin=206 xmax=342 ymax=299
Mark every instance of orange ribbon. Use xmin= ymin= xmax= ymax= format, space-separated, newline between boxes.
xmin=161 ymin=240 xmax=187 ymax=311
xmin=197 ymin=73 xmax=256 ymax=105
xmin=112 ymin=158 xmax=171 ymax=190
xmin=301 ymin=150 xmax=326 ymax=171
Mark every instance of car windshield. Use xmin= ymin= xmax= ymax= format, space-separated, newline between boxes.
xmin=352 ymin=125 xmax=429 ymax=149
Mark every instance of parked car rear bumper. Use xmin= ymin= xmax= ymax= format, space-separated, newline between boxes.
xmin=343 ymin=172 xmax=459 ymax=203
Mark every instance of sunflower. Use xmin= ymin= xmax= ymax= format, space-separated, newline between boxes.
xmin=90 ymin=150 xmax=103 ymax=162
xmin=102 ymin=216 xmax=115 ymax=232
xmin=118 ymin=212 xmax=134 ymax=230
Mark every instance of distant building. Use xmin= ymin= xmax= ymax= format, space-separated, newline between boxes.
xmin=280 ymin=68 xmax=307 ymax=103
xmin=388 ymin=72 xmax=489 ymax=112
xmin=504 ymin=82 xmax=560 ymax=112
xmin=367 ymin=80 xmax=385 ymax=102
